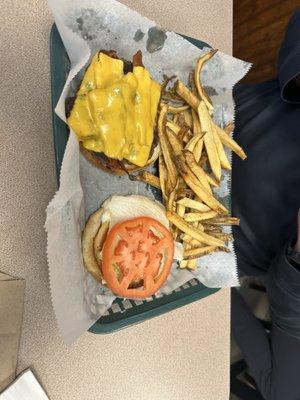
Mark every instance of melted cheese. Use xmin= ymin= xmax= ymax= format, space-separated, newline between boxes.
xmin=67 ymin=52 xmax=161 ymax=167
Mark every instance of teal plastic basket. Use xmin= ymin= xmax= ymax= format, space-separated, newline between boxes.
xmin=50 ymin=24 xmax=219 ymax=334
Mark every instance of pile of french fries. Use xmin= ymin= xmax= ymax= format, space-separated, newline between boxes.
xmin=134 ymin=50 xmax=246 ymax=270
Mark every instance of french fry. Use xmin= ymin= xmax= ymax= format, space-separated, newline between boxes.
xmin=192 ymin=109 xmax=202 ymax=135
xmin=179 ymin=127 xmax=191 ymax=143
xmin=185 ymin=133 xmax=203 ymax=152
xmin=187 ymin=259 xmax=197 ymax=270
xmin=211 ymin=123 xmax=231 ymax=170
xmin=184 ymin=211 xmax=218 ymax=222
xmin=173 ymin=114 xmax=179 ymax=124
xmin=180 ymin=246 xmax=198 ymax=269
xmin=183 ymin=110 xmax=193 ymax=128
xmin=204 ymin=225 xmax=223 ymax=233
xmin=194 ymin=50 xmax=217 ymax=113
xmin=183 ymin=246 xmax=221 ymax=260
xmin=188 ymin=71 xmax=197 ymax=95
xmin=130 ymin=171 xmax=161 ymax=190
xmin=194 ymin=136 xmax=204 ymax=163
xmin=203 ymin=217 xmax=240 ymax=226
xmin=166 ymin=127 xmax=184 ymax=156
xmin=177 ymin=197 xmax=211 ymax=212
xmin=176 ymin=156 xmax=228 ymax=214
xmin=158 ymin=55 xmax=247 ymax=271
xmin=166 ymin=211 xmax=225 ymax=247
xmin=181 ymin=234 xmax=203 ymax=245
xmin=208 ymin=232 xmax=233 ymax=242
xmin=179 ymin=260 xmax=188 ymax=269
xmin=215 ymin=124 xmax=247 ymax=160
xmin=198 ymin=101 xmax=221 ymax=181
xmin=175 ymin=80 xmax=200 ymax=110
xmin=167 ymin=121 xmax=181 ymax=134
xmin=167 ymin=122 xmax=191 ymax=144
xmin=190 ymin=109 xmax=204 ymax=162
xmin=205 ymin=172 xmax=219 ymax=187
xmin=176 ymin=113 xmax=186 ymax=128
xmin=224 ymin=122 xmax=234 ymax=135
xmin=168 ymin=105 xmax=189 ymax=114
xmin=167 ymin=180 xmax=179 ymax=211
xmin=158 ymin=153 xmax=167 ymax=200
xmin=183 ymin=150 xmax=212 ymax=194
xmin=158 ymin=105 xmax=178 ymax=189
xmin=184 ymin=245 xmax=223 ymax=260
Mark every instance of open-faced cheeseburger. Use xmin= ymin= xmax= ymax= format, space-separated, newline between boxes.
xmin=67 ymin=50 xmax=161 ymax=174
xmin=82 ymin=195 xmax=182 ymax=298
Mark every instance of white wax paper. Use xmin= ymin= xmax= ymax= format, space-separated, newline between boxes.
xmin=45 ymin=0 xmax=251 ymax=345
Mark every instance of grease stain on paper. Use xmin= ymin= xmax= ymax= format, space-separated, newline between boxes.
xmin=146 ymin=26 xmax=167 ymax=53
xmin=133 ymin=29 xmax=145 ymax=42
xmin=68 ymin=8 xmax=107 ymax=41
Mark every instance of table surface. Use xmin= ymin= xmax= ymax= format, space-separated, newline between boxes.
xmin=0 ymin=1 xmax=232 ymax=399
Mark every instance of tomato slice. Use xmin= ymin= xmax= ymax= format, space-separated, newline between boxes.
xmin=102 ymin=217 xmax=174 ymax=298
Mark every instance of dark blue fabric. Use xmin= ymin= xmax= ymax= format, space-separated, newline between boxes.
xmin=232 ymin=9 xmax=300 ymax=278
xmin=232 ymin=11 xmax=300 ymax=339
xmin=231 ymin=11 xmax=300 ymax=398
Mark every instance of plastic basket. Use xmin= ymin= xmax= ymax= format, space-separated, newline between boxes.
xmin=50 ymin=24 xmax=219 ymax=334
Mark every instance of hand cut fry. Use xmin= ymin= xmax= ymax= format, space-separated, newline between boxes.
xmin=167 ymin=104 xmax=190 ymax=114
xmin=208 ymin=232 xmax=233 ymax=241
xmin=183 ymin=110 xmax=193 ymax=128
xmin=188 ymin=71 xmax=197 ymax=94
xmin=167 ymin=121 xmax=191 ymax=144
xmin=190 ymin=109 xmax=204 ymax=162
xmin=176 ymin=156 xmax=228 ymax=214
xmin=205 ymin=172 xmax=219 ymax=187
xmin=215 ymin=124 xmax=247 ymax=160
xmin=184 ymin=245 xmax=224 ymax=260
xmin=187 ymin=260 xmax=197 ymax=269
xmin=211 ymin=124 xmax=231 ymax=170
xmin=198 ymin=101 xmax=221 ymax=181
xmin=194 ymin=50 xmax=217 ymax=113
xmin=194 ymin=136 xmax=204 ymax=163
xmin=157 ymin=55 xmax=246 ymax=271
xmin=192 ymin=109 xmax=202 ymax=135
xmin=224 ymin=122 xmax=234 ymax=135
xmin=166 ymin=127 xmax=184 ymax=156
xmin=203 ymin=217 xmax=240 ymax=225
xmin=183 ymin=150 xmax=212 ymax=193
xmin=181 ymin=234 xmax=203 ymax=245
xmin=166 ymin=211 xmax=225 ymax=247
xmin=158 ymin=153 xmax=167 ymax=200
xmin=176 ymin=113 xmax=186 ymax=128
xmin=204 ymin=225 xmax=223 ymax=232
xmin=175 ymin=80 xmax=200 ymax=110
xmin=184 ymin=211 xmax=218 ymax=222
xmin=185 ymin=133 xmax=204 ymax=152
xmin=172 ymin=201 xmax=186 ymax=240
xmin=167 ymin=180 xmax=179 ymax=211
xmin=177 ymin=197 xmax=211 ymax=212
xmin=158 ymin=106 xmax=178 ymax=189
xmin=179 ymin=259 xmax=197 ymax=269
xmin=166 ymin=121 xmax=180 ymax=134
xmin=130 ymin=171 xmax=161 ymax=190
